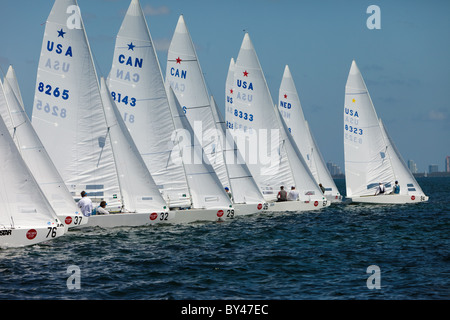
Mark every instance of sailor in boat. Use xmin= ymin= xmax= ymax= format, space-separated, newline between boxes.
xmin=374 ymin=183 xmax=386 ymax=196
xmin=95 ymin=201 xmax=110 ymax=215
xmin=78 ymin=191 xmax=93 ymax=216
xmin=319 ymin=183 xmax=326 ymax=194
xmin=225 ymin=187 xmax=233 ymax=201
xmin=287 ymin=186 xmax=299 ymax=201
xmin=390 ymin=181 xmax=400 ymax=195
xmin=276 ymin=186 xmax=287 ymax=202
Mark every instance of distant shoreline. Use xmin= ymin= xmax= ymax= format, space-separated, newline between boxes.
xmin=332 ymin=172 xmax=450 ymax=180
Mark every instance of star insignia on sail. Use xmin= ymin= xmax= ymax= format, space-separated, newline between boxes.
xmin=57 ymin=28 xmax=66 ymax=38
xmin=284 ymin=94 xmax=288 ymax=99
xmin=352 ymin=98 xmax=356 ymax=103
xmin=128 ymin=42 xmax=135 ymax=51
xmin=176 ymin=57 xmax=182 ymax=64
xmin=230 ymin=89 xmax=233 ymax=94
xmin=243 ymin=70 xmax=249 ymax=77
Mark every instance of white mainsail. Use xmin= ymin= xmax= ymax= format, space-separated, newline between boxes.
xmin=228 ymin=33 xmax=325 ymax=205
xmin=31 ymin=0 xmax=122 ymax=209
xmin=0 ymin=81 xmax=65 ymax=248
xmin=225 ymin=57 xmax=236 ymax=130
xmin=1 ymin=66 xmax=86 ymax=228
xmin=166 ymin=15 xmax=265 ymax=209
xmin=278 ymin=65 xmax=342 ymax=202
xmin=106 ymin=0 xmax=190 ymax=207
xmin=166 ymin=15 xmax=229 ymax=190
xmin=99 ymin=77 xmax=169 ymax=213
xmin=344 ymin=60 xmax=428 ymax=203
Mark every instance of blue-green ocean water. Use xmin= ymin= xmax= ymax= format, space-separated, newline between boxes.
xmin=1 ymin=178 xmax=449 ymax=300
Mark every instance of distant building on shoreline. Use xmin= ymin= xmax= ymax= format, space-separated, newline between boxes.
xmin=408 ymin=160 xmax=418 ymax=174
xmin=446 ymin=156 xmax=450 ymax=173
xmin=327 ymin=161 xmax=344 ymax=178
xmin=429 ymin=164 xmax=439 ymax=174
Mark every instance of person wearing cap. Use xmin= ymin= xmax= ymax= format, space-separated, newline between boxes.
xmin=96 ymin=201 xmax=110 ymax=215
xmin=78 ymin=191 xmax=93 ymax=217
xmin=225 ymin=187 xmax=233 ymax=200
xmin=287 ymin=186 xmax=299 ymax=201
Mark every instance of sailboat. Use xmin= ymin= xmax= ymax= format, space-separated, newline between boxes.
xmin=31 ymin=0 xmax=230 ymax=228
xmin=227 ymin=33 xmax=329 ymax=211
xmin=107 ymin=0 xmax=233 ymax=221
xmin=0 ymin=80 xmax=65 ymax=248
xmin=343 ymin=60 xmax=429 ymax=204
xmin=32 ymin=0 xmax=123 ymax=212
xmin=1 ymin=66 xmax=87 ymax=230
xmin=165 ymin=15 xmax=266 ymax=216
xmin=81 ymin=78 xmax=175 ymax=228
xmin=278 ymin=65 xmax=342 ymax=203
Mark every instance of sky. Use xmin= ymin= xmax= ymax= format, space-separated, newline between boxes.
xmin=0 ymin=0 xmax=449 ymax=173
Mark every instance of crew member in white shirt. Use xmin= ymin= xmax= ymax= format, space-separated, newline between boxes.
xmin=78 ymin=191 xmax=93 ymax=217
xmin=96 ymin=201 xmax=110 ymax=215
xmin=287 ymin=186 xmax=299 ymax=201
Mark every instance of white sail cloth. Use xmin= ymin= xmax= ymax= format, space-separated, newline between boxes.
xmin=32 ymin=0 xmax=122 ymax=208
xmin=107 ymin=0 xmax=231 ymax=209
xmin=166 ymin=15 xmax=229 ymax=191
xmin=278 ymin=65 xmax=341 ymax=200
xmin=107 ymin=0 xmax=190 ymax=207
xmin=166 ymin=85 xmax=233 ymax=209
xmin=1 ymin=66 xmax=81 ymax=219
xmin=166 ymin=15 xmax=265 ymax=205
xmin=227 ymin=33 xmax=323 ymax=202
xmin=344 ymin=60 xmax=426 ymax=199
xmin=0 ymin=80 xmax=62 ymax=231
xmin=99 ymin=77 xmax=169 ymax=213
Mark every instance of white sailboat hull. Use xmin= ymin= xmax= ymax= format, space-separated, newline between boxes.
xmin=57 ymin=213 xmax=88 ymax=231
xmin=266 ymin=199 xmax=330 ymax=212
xmin=349 ymin=194 xmax=429 ymax=204
xmin=326 ymin=194 xmax=343 ymax=203
xmin=75 ymin=207 xmax=235 ymax=228
xmin=230 ymin=199 xmax=331 ymax=217
xmin=0 ymin=225 xmax=65 ymax=249
xmin=233 ymin=203 xmax=266 ymax=217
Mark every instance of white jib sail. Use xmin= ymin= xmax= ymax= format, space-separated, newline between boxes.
xmin=0 ymin=80 xmax=62 ymax=232
xmin=344 ymin=60 xmax=423 ymax=198
xmin=99 ymin=77 xmax=168 ymax=213
xmin=210 ymin=95 xmax=265 ymax=204
xmin=228 ymin=33 xmax=322 ymax=201
xmin=278 ymin=65 xmax=341 ymax=199
xmin=1 ymin=66 xmax=81 ymax=218
xmin=31 ymin=0 xmax=122 ymax=209
xmin=166 ymin=15 xmax=229 ymax=190
xmin=166 ymin=85 xmax=232 ymax=209
xmin=379 ymin=119 xmax=426 ymax=198
xmin=106 ymin=0 xmax=190 ymax=207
